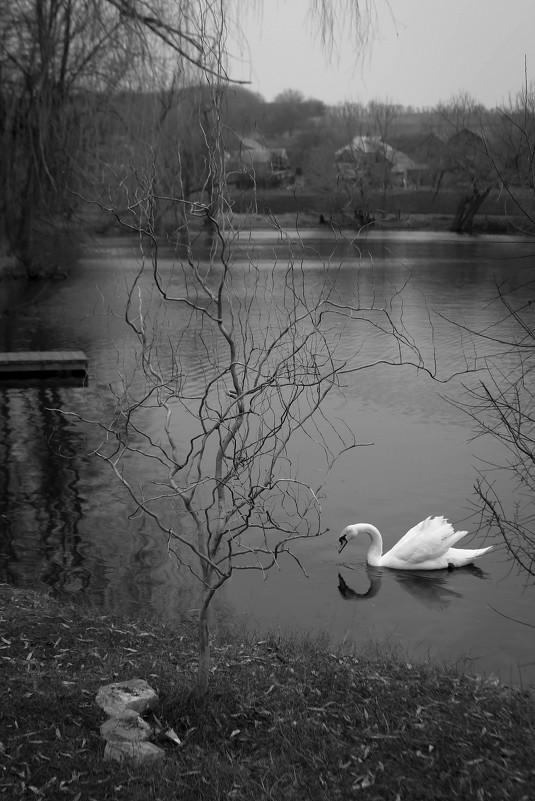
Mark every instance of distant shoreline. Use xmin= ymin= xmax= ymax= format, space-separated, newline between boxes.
xmin=0 ymin=209 xmax=531 ymax=286
xmin=227 ymin=210 xmax=529 ymax=236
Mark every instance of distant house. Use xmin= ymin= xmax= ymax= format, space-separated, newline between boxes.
xmin=390 ymin=149 xmax=428 ymax=187
xmin=406 ymin=132 xmax=450 ymax=186
xmin=335 ymin=135 xmax=426 ymax=188
xmin=410 ymin=132 xmax=449 ymax=163
xmin=226 ymin=136 xmax=291 ymax=188
xmin=404 ymin=128 xmax=488 ymax=188
xmin=447 ymin=127 xmax=488 ymax=175
xmin=393 ymin=129 xmax=490 ymax=188
xmin=447 ymin=127 xmax=485 ymax=151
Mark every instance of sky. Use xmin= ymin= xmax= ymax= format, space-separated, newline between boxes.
xmin=230 ymin=0 xmax=535 ymax=109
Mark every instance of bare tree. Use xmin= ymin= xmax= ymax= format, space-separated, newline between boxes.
xmin=43 ymin=0 xmax=401 ymax=697
xmin=0 ymin=0 xmax=248 ymax=269
xmin=330 ymin=101 xmax=366 ymax=144
xmin=455 ymin=280 xmax=535 ymax=578
xmin=434 ymin=92 xmax=495 ymax=232
xmin=59 ymin=51 xmax=430 ymax=694
xmin=367 ymin=99 xmax=400 ymax=141
xmin=482 ymin=79 xmax=535 ymax=234
xmin=0 ymin=0 xmax=179 ymax=270
xmin=437 ymin=91 xmax=486 ymax=133
xmin=308 ymin=0 xmax=379 ymax=56
xmin=62 ymin=194 xmax=427 ymax=697
xmin=454 ymin=78 xmax=535 ymax=578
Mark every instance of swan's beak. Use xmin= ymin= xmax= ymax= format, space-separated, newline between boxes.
xmin=338 ymin=536 xmax=348 ymax=553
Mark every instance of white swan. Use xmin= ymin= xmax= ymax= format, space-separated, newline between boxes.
xmin=338 ymin=516 xmax=493 ymax=570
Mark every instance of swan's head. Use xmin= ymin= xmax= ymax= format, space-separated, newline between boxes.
xmin=338 ymin=525 xmax=360 ymax=553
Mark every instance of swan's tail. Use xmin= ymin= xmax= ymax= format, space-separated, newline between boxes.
xmin=448 ymin=545 xmax=493 ymax=567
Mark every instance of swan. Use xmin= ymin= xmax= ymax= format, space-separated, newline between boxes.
xmin=338 ymin=516 xmax=493 ymax=570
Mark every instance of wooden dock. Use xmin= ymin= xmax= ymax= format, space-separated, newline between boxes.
xmin=0 ymin=351 xmax=88 ymax=385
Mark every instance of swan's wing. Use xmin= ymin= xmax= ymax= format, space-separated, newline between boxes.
xmin=388 ymin=516 xmax=468 ymax=565
xmin=386 ymin=516 xmax=447 ymax=552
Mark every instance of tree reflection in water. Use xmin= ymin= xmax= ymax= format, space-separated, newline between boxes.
xmin=0 ymin=383 xmax=91 ymax=595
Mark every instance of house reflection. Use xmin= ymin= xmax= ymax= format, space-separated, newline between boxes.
xmin=338 ymin=564 xmax=487 ymax=610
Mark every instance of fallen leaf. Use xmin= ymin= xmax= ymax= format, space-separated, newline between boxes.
xmin=164 ymin=728 xmax=182 ymax=746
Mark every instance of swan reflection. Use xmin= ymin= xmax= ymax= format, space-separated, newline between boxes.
xmin=338 ymin=564 xmax=487 ymax=610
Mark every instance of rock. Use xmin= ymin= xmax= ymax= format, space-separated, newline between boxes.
xmin=96 ymin=679 xmax=164 ymax=764
xmin=100 ymin=709 xmax=153 ymax=743
xmin=103 ymin=740 xmax=166 ymax=764
xmin=95 ymin=679 xmax=159 ymax=717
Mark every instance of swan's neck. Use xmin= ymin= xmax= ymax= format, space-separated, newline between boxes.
xmin=355 ymin=524 xmax=384 ymax=566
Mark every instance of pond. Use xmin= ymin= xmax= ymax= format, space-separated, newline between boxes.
xmin=1 ymin=227 xmax=534 ymax=687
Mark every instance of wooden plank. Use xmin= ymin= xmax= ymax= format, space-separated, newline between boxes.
xmin=0 ymin=350 xmax=88 ymax=385
xmin=0 ymin=350 xmax=87 ymax=365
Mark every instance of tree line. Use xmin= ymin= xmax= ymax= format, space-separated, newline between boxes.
xmin=2 ymin=1 xmax=534 ymax=273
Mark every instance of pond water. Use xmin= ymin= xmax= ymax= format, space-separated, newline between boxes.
xmin=1 ymin=228 xmax=534 ymax=687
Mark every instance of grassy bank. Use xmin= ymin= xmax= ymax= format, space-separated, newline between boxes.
xmin=0 ymin=585 xmax=533 ymax=800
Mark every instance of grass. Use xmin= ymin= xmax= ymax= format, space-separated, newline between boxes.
xmin=0 ymin=584 xmax=533 ymax=801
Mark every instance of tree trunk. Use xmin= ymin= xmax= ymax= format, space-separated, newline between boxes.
xmin=195 ymin=594 xmax=211 ymax=698
xmin=451 ymin=185 xmax=491 ymax=233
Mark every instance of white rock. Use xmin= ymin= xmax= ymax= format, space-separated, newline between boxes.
xmin=95 ymin=679 xmax=159 ymax=717
xmin=103 ymin=740 xmax=166 ymax=764
xmin=100 ymin=709 xmax=153 ymax=742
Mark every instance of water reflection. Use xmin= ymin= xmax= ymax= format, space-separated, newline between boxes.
xmin=338 ymin=564 xmax=488 ymax=610
xmin=0 ymin=385 xmax=90 ymax=594
xmin=0 ymin=377 xmax=194 ymax=615
xmin=338 ymin=569 xmax=381 ymax=600
xmin=1 ymin=231 xmax=535 ymax=684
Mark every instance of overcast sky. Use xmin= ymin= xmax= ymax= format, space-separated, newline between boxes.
xmin=230 ymin=0 xmax=535 ymax=108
